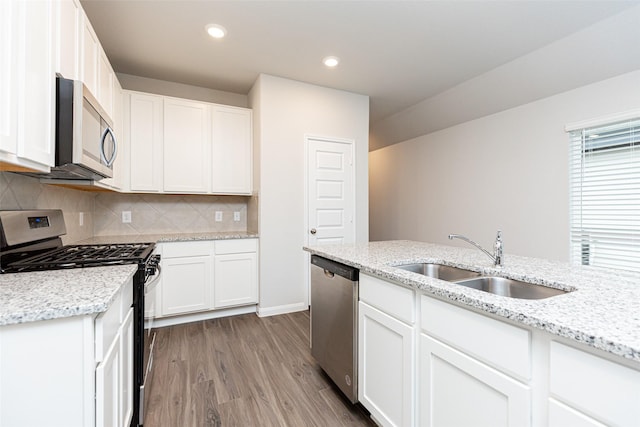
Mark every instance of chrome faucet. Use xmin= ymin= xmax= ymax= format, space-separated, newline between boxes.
xmin=448 ymin=231 xmax=503 ymax=267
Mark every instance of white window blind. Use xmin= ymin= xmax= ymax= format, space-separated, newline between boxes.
xmin=568 ymin=116 xmax=640 ymax=273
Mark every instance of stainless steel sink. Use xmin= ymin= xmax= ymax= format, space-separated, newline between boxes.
xmin=395 ymin=263 xmax=481 ymax=282
xmin=453 ymin=276 xmax=568 ymax=300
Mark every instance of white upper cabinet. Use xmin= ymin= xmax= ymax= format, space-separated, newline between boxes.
xmin=98 ymin=49 xmax=115 ymax=120
xmin=55 ymin=0 xmax=81 ymax=80
xmin=211 ymin=105 xmax=252 ymax=194
xmin=127 ymin=92 xmax=163 ymax=192
xmin=100 ymin=78 xmax=124 ymax=190
xmin=81 ymin=10 xmax=99 ymax=99
xmin=0 ymin=0 xmax=56 ymax=172
xmin=0 ymin=0 xmax=18 ymax=159
xmin=123 ymin=90 xmax=253 ymax=195
xmin=163 ymin=98 xmax=211 ymax=193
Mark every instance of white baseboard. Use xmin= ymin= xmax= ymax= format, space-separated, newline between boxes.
xmin=256 ymin=301 xmax=309 ymax=317
xmin=147 ymin=305 xmax=257 ymax=329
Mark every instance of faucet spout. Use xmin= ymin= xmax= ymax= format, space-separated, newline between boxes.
xmin=448 ymin=231 xmax=503 ymax=267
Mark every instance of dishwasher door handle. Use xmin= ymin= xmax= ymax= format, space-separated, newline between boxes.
xmin=323 ymin=269 xmax=335 ymax=278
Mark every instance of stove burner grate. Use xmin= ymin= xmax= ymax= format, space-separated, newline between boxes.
xmin=2 ymin=243 xmax=155 ymax=273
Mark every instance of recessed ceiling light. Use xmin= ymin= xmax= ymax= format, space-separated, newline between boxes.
xmin=205 ymin=24 xmax=227 ymax=39
xmin=323 ymin=56 xmax=340 ymax=67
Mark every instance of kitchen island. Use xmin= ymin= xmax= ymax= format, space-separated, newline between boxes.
xmin=304 ymin=240 xmax=640 ymax=427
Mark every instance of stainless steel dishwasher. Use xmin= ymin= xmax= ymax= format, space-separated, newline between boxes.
xmin=310 ymin=255 xmax=359 ymax=403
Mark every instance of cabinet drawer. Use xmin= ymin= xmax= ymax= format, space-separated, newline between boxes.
xmin=360 ymin=274 xmax=414 ymax=325
xmin=215 ymin=238 xmax=257 ymax=254
xmin=421 ymin=295 xmax=530 ymax=381
xmin=162 ymin=241 xmax=212 ymax=258
xmin=549 ymin=341 xmax=640 ymax=426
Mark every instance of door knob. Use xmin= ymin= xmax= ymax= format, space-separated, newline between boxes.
xmin=310 ymin=228 xmax=317 ymax=235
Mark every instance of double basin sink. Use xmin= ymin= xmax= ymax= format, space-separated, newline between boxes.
xmin=395 ymin=263 xmax=568 ymax=300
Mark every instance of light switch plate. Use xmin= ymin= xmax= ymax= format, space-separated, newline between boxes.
xmin=233 ymin=211 xmax=241 ymax=222
xmin=122 ymin=211 xmax=132 ymax=223
xmin=215 ymin=211 xmax=223 ymax=222
xmin=79 ymin=212 xmax=84 ymax=226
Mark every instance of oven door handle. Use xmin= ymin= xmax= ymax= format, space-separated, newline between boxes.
xmin=144 ymin=264 xmax=162 ymax=295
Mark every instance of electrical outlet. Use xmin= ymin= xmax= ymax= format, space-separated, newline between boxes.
xmin=79 ymin=212 xmax=84 ymax=226
xmin=215 ymin=211 xmax=223 ymax=222
xmin=122 ymin=211 xmax=132 ymax=223
xmin=233 ymin=211 xmax=241 ymax=222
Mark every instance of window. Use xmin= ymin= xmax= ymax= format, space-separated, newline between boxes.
xmin=567 ymin=113 xmax=640 ymax=273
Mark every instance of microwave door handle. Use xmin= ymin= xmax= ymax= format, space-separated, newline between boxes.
xmin=100 ymin=127 xmax=118 ymax=167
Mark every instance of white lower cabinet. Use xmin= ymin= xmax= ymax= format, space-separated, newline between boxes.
xmin=356 ymin=275 xmax=640 ymax=427
xmin=359 ymin=302 xmax=414 ymax=427
xmin=0 ymin=279 xmax=133 ymax=427
xmin=160 ymin=241 xmax=213 ymax=316
xmin=358 ymin=274 xmax=414 ymax=427
xmin=419 ymin=334 xmax=530 ymax=427
xmin=213 ymin=239 xmax=258 ymax=308
xmin=95 ymin=286 xmax=134 ymax=427
xmin=157 ymin=239 xmax=259 ymax=320
xmin=96 ymin=327 xmax=120 ymax=427
xmin=548 ymin=340 xmax=640 ymax=426
xmin=548 ymin=399 xmax=607 ymax=427
xmin=419 ymin=295 xmax=531 ymax=427
xmin=119 ymin=308 xmax=134 ymax=427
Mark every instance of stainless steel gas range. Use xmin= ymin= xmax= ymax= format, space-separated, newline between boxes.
xmin=0 ymin=209 xmax=160 ymax=427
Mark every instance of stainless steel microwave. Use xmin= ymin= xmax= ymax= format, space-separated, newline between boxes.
xmin=52 ymin=76 xmax=117 ymax=180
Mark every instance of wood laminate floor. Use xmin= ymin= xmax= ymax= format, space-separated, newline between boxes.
xmin=145 ymin=310 xmax=376 ymax=427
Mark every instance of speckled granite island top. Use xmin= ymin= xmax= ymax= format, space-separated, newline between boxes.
xmin=304 ymin=240 xmax=640 ymax=363
xmin=79 ymin=231 xmax=258 ymax=245
xmin=0 ymin=265 xmax=137 ymax=326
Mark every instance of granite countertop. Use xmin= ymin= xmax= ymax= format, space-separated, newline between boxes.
xmin=0 ymin=264 xmax=137 ymax=326
xmin=304 ymin=240 xmax=640 ymax=363
xmin=78 ymin=231 xmax=259 ymax=245
xmin=0 ymin=232 xmax=258 ymax=327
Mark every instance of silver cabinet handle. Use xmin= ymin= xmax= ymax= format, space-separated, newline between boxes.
xmin=310 ymin=228 xmax=317 ymax=235
xmin=100 ymin=127 xmax=118 ymax=167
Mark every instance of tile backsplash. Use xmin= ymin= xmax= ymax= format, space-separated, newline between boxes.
xmin=0 ymin=172 xmax=254 ymax=243
xmin=0 ymin=172 xmax=95 ymax=244
xmin=93 ymin=192 xmax=249 ymax=236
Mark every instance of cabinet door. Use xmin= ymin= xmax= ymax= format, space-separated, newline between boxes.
xmin=128 ymin=92 xmax=163 ymax=191
xmin=98 ymin=48 xmax=114 ymax=119
xmin=161 ymin=255 xmax=212 ymax=316
xmin=211 ymin=105 xmax=252 ymax=194
xmin=101 ymin=79 xmax=124 ymax=190
xmin=548 ymin=399 xmax=607 ymax=427
xmin=119 ymin=308 xmax=134 ymax=427
xmin=96 ymin=331 xmax=120 ymax=427
xmin=419 ymin=334 xmax=530 ymax=427
xmin=15 ymin=0 xmax=55 ymax=168
xmin=358 ymin=302 xmax=414 ymax=427
xmin=55 ymin=0 xmax=81 ymax=80
xmin=213 ymin=252 xmax=257 ymax=308
xmin=81 ymin=10 xmax=99 ymax=98
xmin=163 ymin=98 xmax=211 ymax=193
xmin=0 ymin=0 xmax=17 ymax=156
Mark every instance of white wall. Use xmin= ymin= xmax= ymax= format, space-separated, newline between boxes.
xmin=370 ymin=70 xmax=640 ymax=262
xmin=250 ymin=74 xmax=369 ymax=315
xmin=370 ymin=4 xmax=640 ymax=151
xmin=116 ymin=73 xmax=248 ymax=107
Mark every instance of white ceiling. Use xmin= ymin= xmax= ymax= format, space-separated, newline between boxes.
xmin=81 ymin=0 xmax=638 ymax=146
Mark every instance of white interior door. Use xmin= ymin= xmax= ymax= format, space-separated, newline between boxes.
xmin=307 ymin=137 xmax=356 ymax=247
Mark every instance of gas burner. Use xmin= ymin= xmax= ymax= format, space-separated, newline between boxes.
xmin=1 ymin=243 xmax=156 ymax=273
